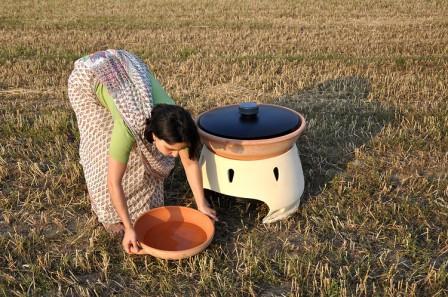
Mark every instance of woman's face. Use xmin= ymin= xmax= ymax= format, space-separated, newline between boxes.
xmin=152 ymin=133 xmax=187 ymax=157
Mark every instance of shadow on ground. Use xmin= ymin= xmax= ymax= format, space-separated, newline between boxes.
xmin=166 ymin=76 xmax=395 ymax=245
xmin=281 ymin=76 xmax=393 ymax=198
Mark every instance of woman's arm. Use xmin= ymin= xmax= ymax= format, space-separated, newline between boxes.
xmin=179 ymin=149 xmax=218 ymax=221
xmin=107 ymin=157 xmax=140 ymax=253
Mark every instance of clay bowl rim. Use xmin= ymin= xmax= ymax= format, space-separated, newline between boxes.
xmin=196 ymin=103 xmax=307 ymax=146
xmin=134 ymin=206 xmax=215 ymax=259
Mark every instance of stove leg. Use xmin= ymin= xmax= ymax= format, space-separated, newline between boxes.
xmin=200 ymin=145 xmax=305 ymax=223
xmin=262 ymin=198 xmax=301 ymax=224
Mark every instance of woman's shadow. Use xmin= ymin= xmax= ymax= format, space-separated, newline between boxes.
xmin=167 ymin=76 xmax=394 ymax=245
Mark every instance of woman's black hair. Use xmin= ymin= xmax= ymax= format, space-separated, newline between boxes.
xmin=144 ymin=104 xmax=201 ymax=160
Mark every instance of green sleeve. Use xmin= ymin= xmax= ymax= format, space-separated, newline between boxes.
xmin=95 ymin=84 xmax=135 ymax=164
xmin=149 ymin=72 xmax=175 ymax=105
xmin=95 ymin=70 xmax=174 ymax=164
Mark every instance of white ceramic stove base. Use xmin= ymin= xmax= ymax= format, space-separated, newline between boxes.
xmin=200 ymin=145 xmax=304 ymax=223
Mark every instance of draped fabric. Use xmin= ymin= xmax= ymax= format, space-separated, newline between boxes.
xmin=68 ymin=50 xmax=175 ymax=224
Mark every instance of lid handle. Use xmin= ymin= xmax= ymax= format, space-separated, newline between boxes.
xmin=238 ymin=102 xmax=258 ymax=117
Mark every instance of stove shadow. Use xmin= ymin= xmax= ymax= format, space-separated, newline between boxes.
xmin=276 ymin=76 xmax=394 ymax=200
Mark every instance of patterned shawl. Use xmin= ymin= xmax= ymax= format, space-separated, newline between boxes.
xmin=78 ymin=49 xmax=174 ymax=179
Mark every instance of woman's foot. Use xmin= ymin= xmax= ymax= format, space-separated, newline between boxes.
xmin=103 ymin=222 xmax=125 ymax=238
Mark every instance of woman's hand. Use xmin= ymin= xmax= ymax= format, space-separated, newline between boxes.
xmin=108 ymin=157 xmax=140 ymax=253
xmin=197 ymin=201 xmax=218 ymax=222
xmin=122 ymin=227 xmax=141 ymax=254
xmin=179 ymin=149 xmax=218 ymax=222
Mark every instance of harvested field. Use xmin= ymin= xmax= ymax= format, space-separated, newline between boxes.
xmin=0 ymin=0 xmax=447 ymax=296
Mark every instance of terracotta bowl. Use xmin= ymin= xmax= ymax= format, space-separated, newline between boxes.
xmin=133 ymin=206 xmax=215 ymax=260
xmin=197 ymin=105 xmax=306 ymax=160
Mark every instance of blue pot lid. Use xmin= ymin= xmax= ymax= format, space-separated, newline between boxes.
xmin=198 ymin=103 xmax=301 ymax=140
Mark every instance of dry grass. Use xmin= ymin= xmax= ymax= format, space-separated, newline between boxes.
xmin=1 ymin=0 xmax=447 ymax=296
